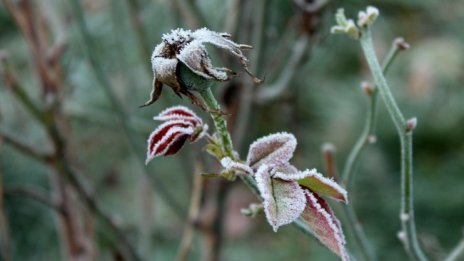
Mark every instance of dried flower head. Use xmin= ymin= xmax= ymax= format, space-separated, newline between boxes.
xmin=146 ymin=106 xmax=208 ymax=164
xmin=141 ymin=28 xmax=262 ymax=110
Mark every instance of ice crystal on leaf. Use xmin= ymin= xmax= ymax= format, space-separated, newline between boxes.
xmin=219 ymin=132 xmax=349 ymax=260
xmin=297 ymin=170 xmax=348 ymax=203
xmin=146 ymin=106 xmax=208 ymax=164
xmin=255 ymin=164 xmax=306 ymax=232
xmin=301 ymin=190 xmax=349 ymax=261
xmin=141 ymin=28 xmax=261 ymax=109
xmin=220 ymin=157 xmax=253 ymax=175
xmin=246 ymin=132 xmax=297 ymax=169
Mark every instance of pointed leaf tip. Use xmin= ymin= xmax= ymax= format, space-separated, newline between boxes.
xmin=301 ymin=190 xmax=349 ymax=261
xmin=298 ymin=171 xmax=348 ymax=203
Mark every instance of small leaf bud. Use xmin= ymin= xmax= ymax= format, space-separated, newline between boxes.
xmin=361 ymin=81 xmax=375 ymax=96
xmin=406 ymin=117 xmax=418 ymax=133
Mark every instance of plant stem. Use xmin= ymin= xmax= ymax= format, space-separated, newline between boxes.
xmin=0 ymin=138 xmax=11 ymax=261
xmin=233 ymin=0 xmax=266 ymax=150
xmin=338 ymin=38 xmax=405 ymax=261
xmin=359 ymin=28 xmax=427 ymax=261
xmin=322 ymin=143 xmax=374 ymax=261
xmin=199 ymin=88 xmax=234 ymax=158
xmin=198 ymin=87 xmax=316 ymax=239
xmin=68 ymin=0 xmax=186 ymax=219
xmin=445 ymin=237 xmax=464 ymax=261
xmin=2 ymin=69 xmax=141 ymax=261
xmin=341 ymin=38 xmax=402 ymax=186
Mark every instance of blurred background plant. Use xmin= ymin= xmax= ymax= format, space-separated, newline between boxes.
xmin=0 ymin=0 xmax=463 ymax=260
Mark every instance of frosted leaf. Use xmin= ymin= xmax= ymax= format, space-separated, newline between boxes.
xmin=301 ymin=190 xmax=349 ymax=261
xmin=220 ymin=157 xmax=253 ymax=175
xmin=255 ymin=164 xmax=306 ymax=232
xmin=177 ymin=41 xmax=229 ymax=81
xmin=146 ymin=124 xmax=194 ymax=164
xmin=298 ymin=171 xmax=348 ymax=203
xmin=193 ymin=28 xmax=245 ymax=61
xmin=154 ymin=105 xmax=202 ymax=125
xmin=246 ymin=132 xmax=297 ymax=169
xmin=273 ymin=166 xmax=316 ymax=181
xmin=152 ymin=56 xmax=178 ymax=87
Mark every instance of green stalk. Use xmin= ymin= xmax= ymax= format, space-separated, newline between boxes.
xmin=197 ymin=87 xmax=312 ymax=234
xmin=338 ymin=38 xmax=404 ymax=261
xmin=199 ymin=88 xmax=234 ymax=158
xmin=359 ymin=28 xmax=427 ymax=261
xmin=341 ymin=40 xmax=402 ymax=186
xmin=445 ymin=237 xmax=464 ymax=261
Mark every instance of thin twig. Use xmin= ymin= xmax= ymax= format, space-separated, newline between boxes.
xmin=124 ymin=0 xmax=151 ymax=61
xmin=0 ymin=129 xmax=53 ymax=162
xmin=223 ymin=0 xmax=242 ymax=36
xmin=341 ymin=38 xmax=406 ymax=187
xmin=321 ymin=142 xmax=375 ymax=261
xmin=3 ymin=185 xmax=62 ymax=213
xmin=171 ymin=0 xmax=208 ymax=28
xmin=68 ymin=0 xmax=186 ymax=219
xmin=1 ymin=64 xmax=141 ymax=261
xmin=360 ymin=28 xmax=427 ymax=261
xmin=255 ymin=34 xmax=310 ymax=103
xmin=445 ymin=235 xmax=464 ymax=261
xmin=0 ymin=137 xmax=11 ymax=261
xmin=233 ymin=0 xmax=267 ymax=150
xmin=176 ymin=163 xmax=204 ymax=261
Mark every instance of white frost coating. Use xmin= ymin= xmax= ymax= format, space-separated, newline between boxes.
xmin=246 ymin=132 xmax=297 ymax=169
xmin=191 ymin=123 xmax=208 ymax=143
xmin=154 ymin=106 xmax=208 ymax=142
xmin=397 ymin=231 xmax=406 ymax=243
xmin=150 ymin=27 xmax=251 ymax=86
xmin=357 ymin=6 xmax=379 ymax=27
xmin=151 ymin=43 xmax=164 ymax=63
xmin=192 ymin=28 xmax=244 ymax=59
xmin=177 ymin=41 xmax=228 ymax=81
xmin=304 ymin=190 xmax=349 ymax=261
xmin=273 ymin=167 xmax=317 ymax=181
xmin=400 ymin=212 xmax=410 ymax=222
xmin=146 ymin=124 xmax=194 ymax=164
xmin=152 ymin=56 xmax=177 ymax=85
xmin=220 ymin=157 xmax=253 ymax=175
xmin=255 ymin=164 xmax=306 ymax=232
xmin=303 ymin=170 xmax=348 ymax=203
xmin=154 ymin=105 xmax=201 ymax=124
xmin=161 ymin=28 xmax=193 ymax=45
xmin=366 ymin=6 xmax=379 ymax=18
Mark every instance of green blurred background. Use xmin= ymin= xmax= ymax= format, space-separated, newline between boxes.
xmin=0 ymin=0 xmax=463 ymax=260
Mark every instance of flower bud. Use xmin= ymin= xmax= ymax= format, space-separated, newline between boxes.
xmin=394 ymin=37 xmax=411 ymax=50
xmin=406 ymin=117 xmax=418 ymax=133
xmin=357 ymin=6 xmax=379 ymax=27
xmin=361 ymin=81 xmax=375 ymax=96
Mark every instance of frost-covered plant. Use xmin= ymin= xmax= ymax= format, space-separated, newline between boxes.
xmin=141 ymin=28 xmax=261 ymax=110
xmin=144 ymin=28 xmax=349 ymax=260
xmin=221 ymin=133 xmax=348 ymax=260
xmin=146 ymin=106 xmax=208 ymax=163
